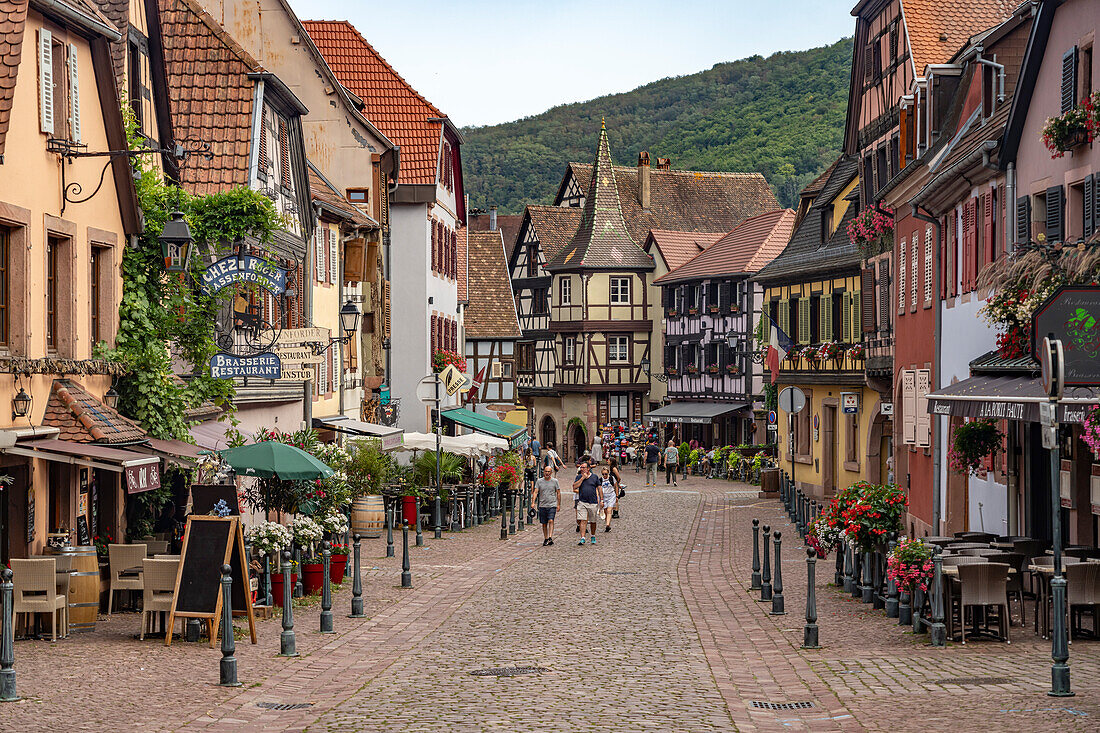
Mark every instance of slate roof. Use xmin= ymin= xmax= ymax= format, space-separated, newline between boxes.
xmin=464 ymin=229 xmax=521 ymax=340
xmin=646 ymin=230 xmax=725 ymax=272
xmin=525 ymin=205 xmax=583 ymax=264
xmin=42 ymin=379 xmax=148 ymax=445
xmin=158 ymin=0 xmax=260 ymax=195
xmin=547 ymin=124 xmax=652 ymax=271
xmin=0 ymin=0 xmax=29 ymax=159
xmin=802 ymin=158 xmax=840 ymax=198
xmin=301 ymin=20 xmax=446 ymax=187
xmin=307 ymin=161 xmax=374 ymax=227
xmin=655 ymin=209 xmax=796 ymax=285
xmin=565 ymin=163 xmax=780 ymax=244
xmin=754 ymin=157 xmax=861 ymax=283
xmin=901 ymin=0 xmax=1017 ymax=74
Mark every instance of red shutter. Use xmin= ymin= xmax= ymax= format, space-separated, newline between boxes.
xmin=962 ymin=200 xmax=973 ymax=291
xmin=431 ymin=222 xmax=438 ymax=272
xmin=431 ymin=314 xmax=437 ymax=352
xmin=984 ymin=188 xmax=996 ymax=267
xmin=450 ymin=230 xmax=457 ymax=279
xmin=450 ymin=319 xmax=456 ymax=351
xmin=940 ymin=216 xmax=948 ymax=299
xmin=971 ymin=197 xmax=980 ymax=290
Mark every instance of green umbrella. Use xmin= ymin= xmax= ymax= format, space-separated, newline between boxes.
xmin=218 ymin=441 xmax=334 ymax=481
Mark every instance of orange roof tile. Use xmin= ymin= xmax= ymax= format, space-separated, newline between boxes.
xmin=0 ymin=0 xmax=29 ymax=159
xmin=465 ymin=229 xmax=521 ymax=340
xmin=302 ymin=20 xmax=446 ymax=187
xmin=647 ymin=230 xmax=725 ymax=272
xmin=42 ymin=379 xmax=148 ymax=445
xmin=655 ymin=210 xmax=796 ymax=285
xmin=902 ymin=0 xmax=1017 ymax=74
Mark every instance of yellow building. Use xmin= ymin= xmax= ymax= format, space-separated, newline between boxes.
xmin=753 ymin=156 xmax=892 ymax=499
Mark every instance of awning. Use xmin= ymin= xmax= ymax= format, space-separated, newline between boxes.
xmin=926 ymin=375 xmax=1100 ymax=423
xmin=136 ymin=438 xmax=205 ymax=468
xmin=441 ymin=407 xmax=528 ymax=449
xmin=643 ymin=402 xmax=747 ymax=425
xmin=311 ymin=416 xmax=403 ymax=451
xmin=4 ymin=439 xmax=162 ymax=494
xmin=191 ymin=421 xmax=252 ymax=451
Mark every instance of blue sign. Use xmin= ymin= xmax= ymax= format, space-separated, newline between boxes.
xmin=767 ymin=410 xmax=777 ymax=425
xmin=210 ymin=352 xmax=282 ymax=379
xmin=201 ymin=255 xmax=287 ymax=296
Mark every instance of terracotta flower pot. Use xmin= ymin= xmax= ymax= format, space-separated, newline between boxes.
xmin=270 ymin=572 xmax=297 ymax=607
xmin=301 ymin=562 xmax=324 ymax=595
xmin=330 ymin=554 xmax=348 ymax=580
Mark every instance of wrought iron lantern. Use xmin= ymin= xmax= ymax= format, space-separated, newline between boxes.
xmin=160 ymin=211 xmax=194 ymax=273
xmin=11 ymin=387 xmax=32 ymax=419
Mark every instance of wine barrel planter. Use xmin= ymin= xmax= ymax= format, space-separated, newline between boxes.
xmin=48 ymin=545 xmax=99 ymax=632
xmin=351 ymin=494 xmax=386 ymax=538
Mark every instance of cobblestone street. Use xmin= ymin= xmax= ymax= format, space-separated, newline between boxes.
xmin=3 ymin=475 xmax=1099 ymax=731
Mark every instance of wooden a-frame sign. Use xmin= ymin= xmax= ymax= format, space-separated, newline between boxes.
xmin=166 ymin=515 xmax=257 ymax=647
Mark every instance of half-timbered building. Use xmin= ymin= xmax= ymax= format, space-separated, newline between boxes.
xmin=462 ymin=227 xmax=522 ymax=421
xmin=650 ymin=209 xmax=795 ymax=446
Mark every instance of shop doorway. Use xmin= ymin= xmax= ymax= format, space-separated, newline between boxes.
xmin=570 ymin=423 xmax=587 ymax=462
xmin=0 ymin=465 xmax=30 ymax=564
xmin=822 ymin=404 xmax=837 ymax=496
xmin=540 ymin=416 xmax=556 ymax=451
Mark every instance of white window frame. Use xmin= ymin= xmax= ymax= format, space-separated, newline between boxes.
xmin=609 ymin=277 xmax=630 ymax=304
xmin=608 ymin=394 xmax=629 ymax=421
xmin=608 ymin=335 xmax=629 ymax=362
xmin=564 ymin=336 xmax=576 ymax=364
xmin=560 ymin=277 xmax=571 ymax=305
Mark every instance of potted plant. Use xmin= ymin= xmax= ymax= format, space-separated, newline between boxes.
xmin=806 ymin=513 xmax=843 ymax=558
xmin=729 ymin=302 xmax=741 ymax=314
xmin=725 ymin=363 xmax=740 ymax=375
xmin=431 ymin=349 xmax=467 ymax=373
xmin=317 ymin=509 xmax=350 ymax=576
xmin=818 ymin=341 xmax=842 ymax=360
xmin=666 ymin=366 xmax=679 ymax=377
xmin=667 ymin=308 xmax=679 ymax=318
xmin=270 ymin=558 xmax=298 ymax=607
xmin=1041 ymin=91 xmax=1099 ymax=158
xmin=291 ymin=516 xmax=325 ymax=595
xmin=706 ymin=362 xmax=720 ymax=375
xmin=948 ymin=419 xmax=1003 ymax=475
xmin=329 ymin=543 xmax=349 ymax=580
xmin=846 ymin=205 xmax=895 ymax=259
xmin=802 ymin=345 xmax=820 ymax=362
xmin=686 ymin=363 xmax=699 ymax=375
xmin=688 ymin=305 xmax=699 ymax=315
xmin=847 ymin=343 xmax=865 ymax=360
xmin=837 ymin=481 xmax=907 ymax=552
xmin=886 ymin=537 xmax=933 ymax=598
xmin=707 ymin=303 xmax=720 ymax=314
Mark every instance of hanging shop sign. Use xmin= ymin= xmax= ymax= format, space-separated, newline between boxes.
xmin=841 ymin=392 xmax=859 ymax=414
xmin=1031 ymin=286 xmax=1100 ymax=387
xmin=209 ymin=352 xmax=282 ymax=380
xmin=125 ymin=461 xmax=162 ymax=494
xmin=200 ymin=254 xmax=287 ymax=296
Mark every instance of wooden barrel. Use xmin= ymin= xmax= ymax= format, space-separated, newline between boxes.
xmin=351 ymin=495 xmax=386 ymax=538
xmin=48 ymin=545 xmax=99 ymax=633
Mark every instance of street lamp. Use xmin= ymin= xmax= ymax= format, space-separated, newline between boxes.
xmin=159 ymin=211 xmax=195 ymax=273
xmin=640 ymin=357 xmax=668 ymax=383
xmin=11 ymin=388 xmax=31 ymax=420
xmin=725 ymin=330 xmax=740 ymax=350
xmin=339 ymin=301 xmax=361 ymax=340
xmin=103 ymin=386 xmax=120 ymax=410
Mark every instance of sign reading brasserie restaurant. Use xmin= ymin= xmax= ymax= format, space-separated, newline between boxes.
xmin=210 ymin=352 xmax=282 ymax=379
xmin=200 ymin=254 xmax=287 ymax=296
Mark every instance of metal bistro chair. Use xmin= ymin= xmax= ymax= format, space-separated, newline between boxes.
xmin=140 ymin=558 xmax=180 ymax=641
xmin=1066 ymin=562 xmax=1100 ymax=642
xmin=107 ymin=543 xmax=147 ymax=615
xmin=956 ymin=563 xmax=1010 ymax=645
xmin=10 ymin=558 xmax=68 ymax=641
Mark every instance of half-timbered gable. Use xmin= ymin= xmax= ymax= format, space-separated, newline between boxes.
xmin=463 ymin=228 xmax=521 ymax=416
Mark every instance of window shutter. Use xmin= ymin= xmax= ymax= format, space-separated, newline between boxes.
xmin=982 ymin=191 xmax=995 ymax=269
xmin=910 ymin=232 xmax=918 ymax=309
xmin=861 ymin=268 xmax=875 ymax=332
xmin=317 ymin=353 xmax=327 ymax=395
xmin=901 ymin=370 xmax=916 ymax=444
xmin=258 ymin=106 xmax=269 ymax=172
xmin=878 ymin=260 xmax=890 ymax=327
xmin=822 ymin=293 xmax=833 ymax=341
xmin=841 ymin=291 xmax=851 ymax=342
xmin=798 ymin=298 xmax=810 ymax=344
xmin=278 ymin=118 xmax=290 ymax=189
xmin=38 ymin=29 xmax=54 ymax=134
xmin=1062 ymin=47 xmax=1078 ymax=114
xmin=850 ymin=291 xmax=860 ymax=343
xmin=1016 ymin=195 xmax=1031 ymax=246
xmin=450 ymin=230 xmax=457 ymax=279
xmin=1046 ymin=185 xmax=1065 ymax=242
xmin=967 ymin=199 xmax=978 ymax=291
xmin=329 ymin=228 xmax=338 ymax=283
xmin=661 ymin=287 xmax=670 ymax=308
xmin=898 ymin=235 xmax=906 ymax=314
xmin=1085 ymin=174 xmax=1095 ymax=238
xmin=915 ymin=369 xmax=931 ymax=447
xmin=863 ymin=45 xmax=874 ymax=80
xmin=329 ymin=345 xmax=336 ymax=393
xmin=939 ymin=216 xmax=948 ymax=298
xmin=315 ymin=223 xmax=325 ymax=282
xmin=67 ymin=44 xmax=80 ymax=142
xmin=719 ymin=282 xmax=731 ymax=309
xmin=778 ymin=299 xmax=789 ymax=336
xmin=924 ymin=227 xmax=933 ymax=303
xmin=383 ymin=279 xmax=391 ymax=339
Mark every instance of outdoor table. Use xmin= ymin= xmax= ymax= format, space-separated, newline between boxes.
xmin=1029 ymin=561 xmax=1085 ymax=638
xmin=922 ymin=536 xmax=958 ymax=546
xmin=989 ymin=542 xmax=1017 ymax=550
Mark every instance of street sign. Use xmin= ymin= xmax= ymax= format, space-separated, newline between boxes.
xmin=767 ymin=410 xmax=777 ymax=425
xmin=417 ymin=375 xmax=443 ymax=405
xmin=1032 ymin=286 xmax=1100 ymax=386
xmin=200 ymin=254 xmax=287 ymax=296
xmin=439 ymin=364 xmax=467 ymax=396
xmin=881 ymin=402 xmax=893 ymax=416
xmin=841 ymin=392 xmax=859 ymax=414
xmin=778 ymin=386 xmax=806 ymax=414
xmin=1040 ymin=336 xmax=1065 ymax=400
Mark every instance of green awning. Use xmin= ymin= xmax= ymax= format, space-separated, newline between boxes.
xmin=441 ymin=407 xmax=528 ymax=449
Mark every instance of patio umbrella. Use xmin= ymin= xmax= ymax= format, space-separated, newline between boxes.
xmin=218 ymin=441 xmax=334 ymax=480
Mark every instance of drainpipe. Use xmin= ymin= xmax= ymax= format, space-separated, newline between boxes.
xmin=974 ymin=50 xmax=1006 ymax=106
xmin=911 ymin=203 xmax=942 ymax=534
xmin=1005 ymin=163 xmax=1017 ymax=254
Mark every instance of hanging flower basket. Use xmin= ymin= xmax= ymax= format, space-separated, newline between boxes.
xmin=948 ymin=419 xmax=1003 ymax=475
xmin=1081 ymin=407 xmax=1100 ymax=457
xmin=847 ymin=206 xmax=895 ymax=259
xmin=1040 ymin=92 xmax=1099 ymax=158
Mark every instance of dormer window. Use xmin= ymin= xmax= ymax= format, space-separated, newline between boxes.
xmin=346 ymin=188 xmax=369 ymax=204
xmin=258 ymin=104 xmax=294 ymax=193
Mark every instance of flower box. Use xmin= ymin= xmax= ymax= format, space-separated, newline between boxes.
xmin=725 ymin=365 xmax=740 ymax=375
xmin=1041 ymin=92 xmax=1098 ymax=158
xmin=665 ymin=368 xmax=679 ymax=376
xmin=667 ymin=310 xmax=679 ymax=318
xmin=729 ymin=304 xmax=741 ymax=313
xmin=706 ymin=366 xmax=720 ymax=375
xmin=686 ymin=365 xmax=699 ymax=374
xmin=688 ymin=307 xmax=699 ymax=315
xmin=707 ymin=305 xmax=720 ymax=314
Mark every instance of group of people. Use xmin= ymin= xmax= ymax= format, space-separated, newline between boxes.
xmin=641 ymin=438 xmax=685 ymax=487
xmin=523 ymin=436 xmax=623 ymax=547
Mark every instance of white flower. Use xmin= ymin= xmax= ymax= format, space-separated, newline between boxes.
xmin=291 ymin=516 xmax=323 ymax=544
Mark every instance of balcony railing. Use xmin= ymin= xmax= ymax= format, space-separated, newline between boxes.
xmin=864 ymin=334 xmax=894 ymax=376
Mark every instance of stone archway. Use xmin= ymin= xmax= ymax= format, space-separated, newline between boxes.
xmin=540 ymin=415 xmax=557 ymax=452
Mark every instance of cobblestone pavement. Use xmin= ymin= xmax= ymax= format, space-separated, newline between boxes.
xmin=4 ymin=473 xmax=1100 ymax=732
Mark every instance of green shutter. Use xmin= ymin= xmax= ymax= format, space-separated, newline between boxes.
xmin=850 ymin=291 xmax=861 ymax=343
xmin=778 ymin=299 xmax=789 ymax=335
xmin=841 ymin=291 xmax=851 ymax=342
xmin=798 ymin=298 xmax=810 ymax=344
xmin=822 ymin=294 xmax=833 ymax=341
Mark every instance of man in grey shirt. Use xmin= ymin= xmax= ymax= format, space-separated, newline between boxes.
xmin=532 ymin=464 xmax=561 ymax=546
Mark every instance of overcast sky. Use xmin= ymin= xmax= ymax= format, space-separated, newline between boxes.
xmin=291 ymin=0 xmax=855 ymax=127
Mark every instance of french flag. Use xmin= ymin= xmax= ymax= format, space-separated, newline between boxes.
xmin=764 ymin=315 xmax=792 ymax=385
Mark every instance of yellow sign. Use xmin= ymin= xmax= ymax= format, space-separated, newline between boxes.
xmin=439 ymin=365 xmax=466 ymax=396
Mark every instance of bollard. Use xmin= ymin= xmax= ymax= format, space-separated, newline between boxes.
xmin=401 ymin=525 xmax=412 ymax=588
xmin=834 ymin=551 xmax=844 ymax=587
xmin=871 ymin=550 xmax=885 ymax=609
xmin=810 ymin=500 xmax=818 ymax=533
xmin=771 ymin=531 xmax=785 ymax=615
xmin=750 ymin=519 xmax=762 ymax=590
xmin=219 ymin=564 xmax=240 ymax=686
xmin=929 ymin=546 xmax=946 ymax=647
xmin=1050 ymin=574 xmax=1073 ymax=696
xmin=912 ymin=585 xmax=926 ymax=634
xmin=415 ymin=498 xmax=424 ymax=547
xmin=278 ymin=551 xmax=298 ymax=657
xmin=842 ymin=544 xmax=853 ymax=593
xmin=385 ymin=499 xmax=395 ymax=558
xmin=850 ymin=551 xmax=862 ymax=599
xmin=320 ymin=541 xmax=334 ymax=634
xmin=0 ymin=568 xmax=17 ymax=702
xmin=517 ymin=489 xmax=525 ymax=531
xmin=802 ymin=547 xmax=820 ymax=649
xmin=885 ymin=537 xmax=899 ymax=618
xmin=262 ymin=555 xmax=273 ymax=607
xmin=186 ymin=618 xmax=201 ymax=643
xmin=349 ymin=534 xmax=365 ymax=618
xmin=434 ymin=492 xmax=442 ymax=540
xmin=760 ymin=525 xmax=772 ymax=602
xmin=861 ymin=551 xmax=874 ymax=604
xmin=898 ymin=585 xmax=912 ymax=626
xmin=293 ymin=545 xmax=304 ymax=598
xmin=500 ymin=490 xmax=508 ymax=540
xmin=508 ymin=490 xmax=516 ymax=535
xmin=794 ymin=490 xmax=802 ymax=532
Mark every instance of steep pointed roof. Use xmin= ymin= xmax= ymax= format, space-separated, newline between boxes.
xmin=654 ymin=210 xmax=796 ymax=285
xmin=547 ymin=124 xmax=653 ymax=271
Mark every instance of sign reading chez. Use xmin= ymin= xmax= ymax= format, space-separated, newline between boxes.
xmin=200 ymin=255 xmax=287 ymax=296
xmin=210 ymin=352 xmax=282 ymax=379
xmin=125 ymin=461 xmax=162 ymax=494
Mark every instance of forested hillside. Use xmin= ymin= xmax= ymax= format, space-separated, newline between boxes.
xmin=462 ymin=38 xmax=851 ymax=213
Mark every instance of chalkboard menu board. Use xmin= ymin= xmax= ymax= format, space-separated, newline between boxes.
xmin=166 ymin=516 xmax=256 ymax=646
xmin=190 ymin=484 xmax=240 ymax=516
xmin=76 ymin=515 xmax=90 ymax=546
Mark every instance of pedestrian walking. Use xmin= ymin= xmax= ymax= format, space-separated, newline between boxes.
xmin=572 ymin=460 xmax=603 ymax=545
xmin=608 ymin=457 xmax=623 ymax=519
xmin=532 ymin=465 xmax=561 ymax=546
xmin=523 ymin=447 xmax=537 ymax=487
xmin=530 ymin=436 xmax=541 ymax=464
xmin=599 ymin=466 xmax=617 ymax=531
xmin=543 ymin=442 xmax=564 ymax=477
xmin=644 ymin=439 xmax=660 ymax=486
xmin=662 ymin=440 xmax=679 ymax=486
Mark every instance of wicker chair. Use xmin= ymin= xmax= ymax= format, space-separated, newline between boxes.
xmin=957 ymin=548 xmax=1001 ymax=557
xmin=140 ymin=558 xmax=180 ymax=641
xmin=107 ymin=544 xmax=147 ymax=615
xmin=984 ymin=552 xmax=1027 ymax=625
xmin=954 ymin=531 xmax=997 ymax=542
xmin=1066 ymin=562 xmax=1100 ymax=642
xmin=1065 ymin=547 xmax=1100 ymax=561
xmin=10 ymin=558 xmax=67 ymax=641
xmin=957 ymin=563 xmax=1010 ymax=644
xmin=143 ymin=540 xmax=170 ymax=556
xmin=941 ymin=556 xmax=985 ymax=567
xmin=947 ymin=542 xmax=993 ymax=550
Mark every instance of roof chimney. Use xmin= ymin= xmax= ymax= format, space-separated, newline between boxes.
xmin=638 ymin=152 xmax=651 ymax=210
xmin=489 ymin=205 xmax=497 ymax=230
xmin=656 ymin=157 xmax=671 ymax=170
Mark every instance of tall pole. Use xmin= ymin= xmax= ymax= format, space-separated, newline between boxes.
xmin=1049 ymin=396 xmax=1072 ymax=695
xmin=434 ymin=376 xmax=442 ymax=539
